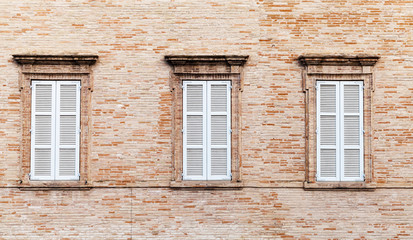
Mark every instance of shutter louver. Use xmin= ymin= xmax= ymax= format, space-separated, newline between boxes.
xmin=341 ymin=82 xmax=363 ymax=181
xmin=56 ymin=82 xmax=80 ymax=180
xmin=183 ymin=82 xmax=206 ymax=180
xmin=59 ymin=148 xmax=76 ymax=176
xmin=319 ymin=149 xmax=336 ymax=178
xmin=317 ymin=82 xmax=339 ymax=181
xmin=208 ymin=82 xmax=231 ymax=180
xmin=31 ymin=82 xmax=54 ymax=180
xmin=186 ymin=149 xmax=204 ymax=176
xmin=34 ymin=148 xmax=52 ymax=177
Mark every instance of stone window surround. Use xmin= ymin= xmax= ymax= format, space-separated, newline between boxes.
xmin=299 ymin=55 xmax=379 ymax=190
xmin=165 ymin=55 xmax=248 ymax=188
xmin=13 ymin=55 xmax=98 ymax=188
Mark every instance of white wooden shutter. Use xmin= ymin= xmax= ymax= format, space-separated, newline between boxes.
xmin=340 ymin=81 xmax=363 ymax=181
xmin=56 ymin=81 xmax=80 ymax=180
xmin=31 ymin=81 xmax=80 ymax=181
xmin=317 ymin=81 xmax=364 ymax=182
xmin=183 ymin=81 xmax=207 ymax=180
xmin=207 ymin=81 xmax=231 ymax=180
xmin=31 ymin=81 xmax=56 ymax=180
xmin=317 ymin=81 xmax=340 ymax=181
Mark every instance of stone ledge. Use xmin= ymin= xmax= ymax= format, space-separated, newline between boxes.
xmin=304 ymin=182 xmax=376 ymax=191
xmin=170 ymin=181 xmax=243 ymax=189
xmin=13 ymin=54 xmax=98 ymax=65
xmin=19 ymin=187 xmax=92 ymax=191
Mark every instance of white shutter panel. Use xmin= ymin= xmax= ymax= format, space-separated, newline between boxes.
xmin=31 ymin=81 xmax=55 ymax=180
xmin=56 ymin=81 xmax=80 ymax=180
xmin=317 ymin=81 xmax=339 ymax=181
xmin=340 ymin=82 xmax=363 ymax=181
xmin=183 ymin=81 xmax=207 ymax=180
xmin=207 ymin=81 xmax=231 ymax=180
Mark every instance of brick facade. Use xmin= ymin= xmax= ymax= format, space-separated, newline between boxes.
xmin=0 ymin=0 xmax=413 ymax=239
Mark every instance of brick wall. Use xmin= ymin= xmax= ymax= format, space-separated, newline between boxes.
xmin=0 ymin=0 xmax=412 ymax=238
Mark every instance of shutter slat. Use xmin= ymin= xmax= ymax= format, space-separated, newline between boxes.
xmin=211 ymin=115 xmax=227 ymax=145
xmin=344 ymin=85 xmax=360 ymax=113
xmin=34 ymin=148 xmax=52 ymax=176
xmin=320 ymin=115 xmax=336 ymax=145
xmin=35 ymin=84 xmax=52 ymax=112
xmin=344 ymin=116 xmax=360 ymax=145
xmin=319 ymin=149 xmax=336 ymax=178
xmin=187 ymin=85 xmax=203 ymax=112
xmin=60 ymin=115 xmax=77 ymax=145
xmin=211 ymin=85 xmax=227 ymax=112
xmin=344 ymin=149 xmax=360 ymax=178
xmin=59 ymin=148 xmax=76 ymax=176
xmin=320 ymin=85 xmax=336 ymax=113
xmin=35 ymin=115 xmax=52 ymax=145
xmin=186 ymin=148 xmax=204 ymax=176
xmin=211 ymin=148 xmax=227 ymax=176
xmin=60 ymin=85 xmax=77 ymax=112
xmin=187 ymin=116 xmax=203 ymax=145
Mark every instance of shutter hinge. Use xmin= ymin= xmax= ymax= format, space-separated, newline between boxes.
xmin=230 ymin=173 xmax=233 ymax=180
xmin=315 ymin=129 xmax=318 ymax=134
xmin=181 ymin=129 xmax=184 ymax=133
xmin=229 ymin=129 xmax=232 ymax=133
xmin=181 ymin=85 xmax=184 ymax=89
xmin=29 ymin=129 xmax=32 ymax=133
xmin=79 ymin=85 xmax=82 ymax=90
xmin=230 ymin=85 xmax=232 ymax=89
xmin=28 ymin=173 xmax=31 ymax=178
xmin=363 ymin=130 xmax=365 ymax=134
xmin=78 ymin=128 xmax=81 ymax=133
xmin=363 ymin=173 xmax=365 ymax=179
xmin=30 ymin=84 xmax=32 ymax=89
xmin=315 ymin=85 xmax=317 ymax=90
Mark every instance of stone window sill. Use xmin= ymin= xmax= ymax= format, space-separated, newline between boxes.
xmin=304 ymin=181 xmax=376 ymax=191
xmin=170 ymin=181 xmax=243 ymax=189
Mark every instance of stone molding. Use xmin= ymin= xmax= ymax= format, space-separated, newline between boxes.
xmin=298 ymin=55 xmax=380 ymax=67
xmin=13 ymin=55 xmax=98 ymax=65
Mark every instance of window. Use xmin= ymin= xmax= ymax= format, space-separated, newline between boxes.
xmin=13 ymin=55 xmax=97 ymax=185
xmin=165 ymin=55 xmax=248 ymax=186
xmin=183 ymin=81 xmax=231 ymax=180
xmin=317 ymin=81 xmax=363 ymax=181
xmin=299 ymin=55 xmax=379 ymax=188
xmin=31 ymin=81 xmax=80 ymax=180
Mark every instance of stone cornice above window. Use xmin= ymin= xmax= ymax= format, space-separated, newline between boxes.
xmin=165 ymin=55 xmax=248 ymax=74
xmin=13 ymin=55 xmax=98 ymax=65
xmin=298 ymin=55 xmax=380 ymax=67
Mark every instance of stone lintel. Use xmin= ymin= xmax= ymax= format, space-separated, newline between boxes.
xmin=13 ymin=55 xmax=98 ymax=65
xmin=298 ymin=55 xmax=380 ymax=67
xmin=165 ymin=55 xmax=249 ymax=66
